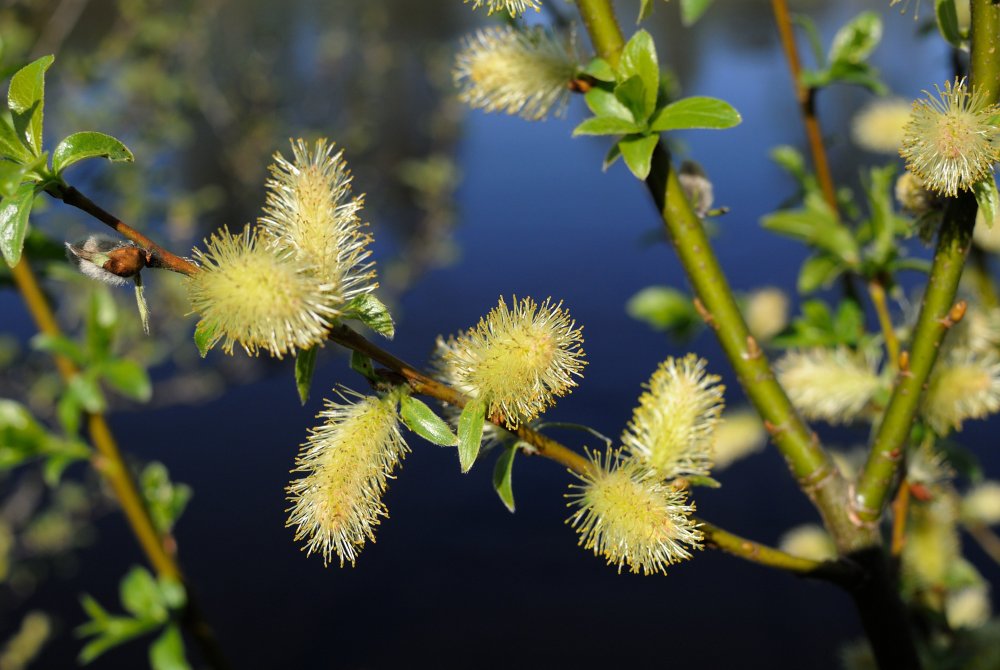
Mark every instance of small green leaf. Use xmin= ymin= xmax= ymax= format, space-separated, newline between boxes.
xmin=492 ymin=444 xmax=517 ymax=512
xmin=0 ymin=160 xmax=29 ymax=198
xmin=149 ymin=625 xmax=190 ymax=670
xmin=0 ymin=115 xmax=32 ymax=162
xmin=295 ymin=346 xmax=318 ymax=405
xmin=141 ymin=462 xmax=192 ymax=534
xmin=85 ymin=288 xmax=117 ymax=361
xmin=399 ymin=394 xmax=457 ymax=446
xmin=57 ymin=391 xmax=81 ymax=435
xmin=68 ymin=372 xmax=105 ymax=413
xmin=120 ymin=566 xmax=166 ymax=622
xmin=157 ymin=577 xmax=186 ymax=611
xmin=346 ymin=293 xmax=394 ymax=339
xmin=30 ymin=332 xmax=86 ymax=364
xmin=8 ymin=55 xmax=54 ymax=156
xmin=680 ymin=0 xmax=714 ymax=25
xmin=618 ymin=133 xmax=658 ymax=180
xmin=973 ymin=177 xmax=998 ymax=229
xmin=602 ymin=141 xmax=622 ymax=171
xmin=581 ymin=58 xmax=615 ymax=82
xmin=828 ymin=11 xmax=882 ymax=64
xmin=78 ymin=618 xmax=158 ymax=664
xmin=52 ymin=131 xmax=134 ymax=174
xmin=457 ymin=398 xmax=486 ymax=473
xmin=572 ymin=116 xmax=642 ymax=136
xmin=936 ymin=0 xmax=965 ymax=47
xmin=649 ymin=96 xmax=742 ymax=132
xmin=613 ymin=76 xmax=649 ymax=125
xmin=584 ymin=87 xmax=634 ymax=121
xmin=350 ymin=350 xmax=377 ymax=380
xmin=0 ymin=181 xmax=34 ymax=266
xmin=685 ymin=474 xmax=721 ymax=488
xmin=618 ymin=30 xmax=658 ymax=119
xmin=99 ymin=359 xmax=152 ymax=402
xmin=625 ymin=285 xmax=700 ymax=337
xmin=833 ymin=300 xmax=864 ymax=345
xmin=637 ymin=0 xmax=654 ymax=23
xmin=193 ymin=320 xmax=218 ymax=358
xmin=797 ymin=253 xmax=844 ymax=294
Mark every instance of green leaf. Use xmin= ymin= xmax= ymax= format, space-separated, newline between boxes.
xmin=78 ymin=618 xmax=158 ymax=664
xmin=793 ymin=15 xmax=826 ymax=67
xmin=613 ymin=76 xmax=650 ymax=125
xmin=141 ymin=462 xmax=192 ymax=534
xmin=52 ymin=131 xmax=134 ymax=174
xmin=149 ymin=625 xmax=190 ymax=670
xmin=85 ymin=288 xmax=117 ymax=361
xmin=193 ymin=320 xmax=218 ymax=358
xmin=120 ymin=566 xmax=166 ymax=622
xmin=492 ymin=445 xmax=517 ymax=513
xmin=771 ymin=145 xmax=807 ymax=182
xmin=833 ymin=300 xmax=864 ymax=345
xmin=349 ymin=350 xmax=377 ymax=381
xmin=457 ymin=398 xmax=486 ymax=473
xmin=602 ymin=141 xmax=622 ymax=171
xmin=7 ymin=55 xmax=54 ymax=156
xmin=974 ymin=177 xmax=998 ymax=230
xmin=572 ymin=116 xmax=642 ymax=136
xmin=584 ymin=87 xmax=633 ymax=121
xmin=67 ymin=372 xmax=106 ymax=413
xmin=680 ymin=0 xmax=713 ymax=26
xmin=99 ymin=359 xmax=152 ymax=402
xmin=346 ymin=293 xmax=394 ymax=339
xmin=57 ymin=391 xmax=81 ymax=435
xmin=649 ymin=96 xmax=742 ymax=132
xmin=399 ymin=394 xmax=457 ymax=446
xmin=685 ymin=474 xmax=721 ymax=488
xmin=581 ymin=58 xmax=615 ymax=82
xmin=797 ymin=253 xmax=844 ymax=294
xmin=0 ymin=115 xmax=32 ymax=162
xmin=618 ymin=30 xmax=658 ymax=119
xmin=0 ymin=181 xmax=34 ymax=266
xmin=828 ymin=11 xmax=882 ymax=64
xmin=0 ymin=160 xmax=29 ymax=198
xmin=30 ymin=332 xmax=86 ymax=365
xmin=294 ymin=346 xmax=318 ymax=405
xmin=618 ymin=133 xmax=658 ymax=180
xmin=864 ymin=164 xmax=899 ymax=267
xmin=637 ymin=0 xmax=654 ymax=23
xmin=625 ymin=285 xmax=700 ymax=337
xmin=761 ymin=193 xmax=860 ymax=266
xmin=936 ymin=0 xmax=965 ymax=48
xmin=157 ymin=577 xmax=186 ymax=611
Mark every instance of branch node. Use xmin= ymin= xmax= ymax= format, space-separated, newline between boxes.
xmin=692 ymin=297 xmax=718 ymax=329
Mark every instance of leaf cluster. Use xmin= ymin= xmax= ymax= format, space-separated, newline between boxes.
xmin=573 ymin=30 xmax=740 ymax=180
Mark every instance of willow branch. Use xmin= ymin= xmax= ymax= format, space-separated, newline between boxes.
xmin=855 ymin=1 xmax=999 ymax=525
xmin=10 ymin=258 xmax=229 ymax=670
xmin=46 ymin=183 xmax=199 ymax=276
xmin=330 ymin=324 xmax=858 ymax=580
xmin=573 ymin=0 xmax=868 ymax=553
xmin=770 ymin=0 xmax=838 ymax=213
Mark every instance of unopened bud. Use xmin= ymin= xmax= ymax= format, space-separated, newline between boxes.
xmin=66 ymin=235 xmax=145 ymax=286
xmin=679 ymin=161 xmax=714 ymax=218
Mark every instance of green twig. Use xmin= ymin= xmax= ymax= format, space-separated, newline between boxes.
xmin=853 ymin=0 xmax=999 ymax=525
xmin=572 ymin=0 xmax=867 ymax=553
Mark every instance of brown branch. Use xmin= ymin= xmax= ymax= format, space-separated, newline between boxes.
xmin=770 ymin=0 xmax=838 ymax=214
xmin=48 ymin=184 xmax=199 ymax=276
xmin=10 ymin=258 xmax=229 ymax=670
